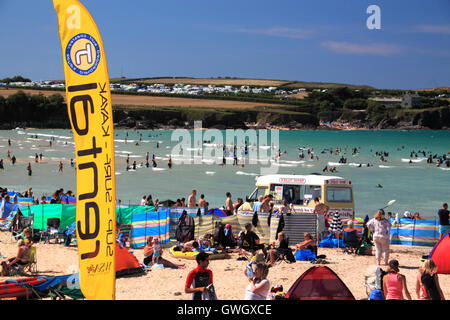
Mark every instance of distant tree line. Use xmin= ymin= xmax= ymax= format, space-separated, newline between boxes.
xmin=0 ymin=75 xmax=31 ymax=83
xmin=0 ymin=91 xmax=67 ymax=125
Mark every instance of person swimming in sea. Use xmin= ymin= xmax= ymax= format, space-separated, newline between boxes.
xmin=377 ymin=184 xmax=383 ymax=188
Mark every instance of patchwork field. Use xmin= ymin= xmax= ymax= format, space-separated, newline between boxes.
xmin=0 ymin=89 xmax=287 ymax=110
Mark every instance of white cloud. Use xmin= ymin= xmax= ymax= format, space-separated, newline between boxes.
xmin=232 ymin=26 xmax=314 ymax=39
xmin=321 ymin=41 xmax=405 ymax=56
xmin=413 ymin=25 xmax=450 ymax=35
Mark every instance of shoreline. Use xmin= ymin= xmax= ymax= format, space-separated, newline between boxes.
xmin=5 ymin=124 xmax=448 ymax=131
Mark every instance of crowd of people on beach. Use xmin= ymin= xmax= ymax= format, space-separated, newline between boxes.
xmin=1 ymin=179 xmax=448 ymax=300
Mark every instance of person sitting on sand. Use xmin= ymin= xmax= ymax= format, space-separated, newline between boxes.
xmin=143 ymin=236 xmax=185 ymax=269
xmin=22 ymin=227 xmax=34 ymax=247
xmin=383 ymin=260 xmax=411 ymax=300
xmin=295 ymin=232 xmax=315 ymax=252
xmin=343 ymin=221 xmax=361 ymax=253
xmin=239 ymin=223 xmax=266 ymax=259
xmin=416 ymin=259 xmax=445 ymax=300
xmin=223 ymin=224 xmax=237 ymax=248
xmin=267 ymin=232 xmax=290 ymax=266
xmin=244 ymin=262 xmax=270 ymax=300
xmin=185 ymin=252 xmax=213 ymax=300
xmin=1 ymin=240 xmax=31 ymax=276
xmin=182 ymin=240 xmax=200 ymax=253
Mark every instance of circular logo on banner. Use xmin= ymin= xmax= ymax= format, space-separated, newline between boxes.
xmin=65 ymin=33 xmax=101 ymax=75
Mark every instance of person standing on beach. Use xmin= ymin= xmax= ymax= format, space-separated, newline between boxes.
xmin=168 ymin=155 xmax=172 ymax=169
xmin=11 ymin=155 xmax=16 ymax=165
xmin=26 ymin=163 xmax=32 ymax=176
xmin=225 ymin=192 xmax=234 ymax=216
xmin=35 ymin=153 xmax=39 ymax=163
xmin=188 ymin=190 xmax=197 ymax=207
xmin=314 ymin=197 xmax=330 ymax=243
xmin=438 ymin=203 xmax=450 ymax=238
xmin=198 ymin=194 xmax=206 ymax=208
xmin=185 ymin=252 xmax=213 ymax=300
xmin=259 ymin=194 xmax=273 ymax=213
xmin=367 ymin=209 xmax=391 ymax=266
xmin=58 ymin=161 xmax=63 ymax=173
xmin=0 ymin=159 xmax=3 ymax=170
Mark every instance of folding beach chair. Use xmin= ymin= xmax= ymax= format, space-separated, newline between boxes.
xmin=270 ymin=236 xmax=296 ymax=264
xmin=17 ymin=247 xmax=38 ymax=276
xmin=11 ymin=215 xmax=33 ymax=242
xmin=343 ymin=232 xmax=362 ymax=254
xmin=41 ymin=218 xmax=61 ymax=244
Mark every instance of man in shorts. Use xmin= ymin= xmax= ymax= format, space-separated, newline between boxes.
xmin=313 ymin=197 xmax=330 ymax=244
xmin=438 ymin=203 xmax=450 ymax=238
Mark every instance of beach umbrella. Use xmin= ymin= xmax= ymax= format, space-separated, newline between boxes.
xmin=328 ymin=211 xmax=343 ymax=248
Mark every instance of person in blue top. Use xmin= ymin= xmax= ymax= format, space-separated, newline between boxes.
xmin=438 ymin=203 xmax=450 ymax=238
xmin=252 ymin=196 xmax=263 ymax=213
xmin=117 ymin=227 xmax=128 ymax=248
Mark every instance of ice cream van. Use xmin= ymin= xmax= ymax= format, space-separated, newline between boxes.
xmin=239 ymin=174 xmax=355 ymax=219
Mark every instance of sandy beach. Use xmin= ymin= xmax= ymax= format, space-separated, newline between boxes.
xmin=1 ymin=232 xmax=448 ymax=300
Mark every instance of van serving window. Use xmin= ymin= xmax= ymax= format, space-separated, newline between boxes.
xmin=326 ymin=187 xmax=353 ymax=203
xmin=270 ymin=184 xmax=305 ymax=205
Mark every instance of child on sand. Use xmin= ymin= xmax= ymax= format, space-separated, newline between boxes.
xmin=152 ymin=237 xmax=161 ymax=265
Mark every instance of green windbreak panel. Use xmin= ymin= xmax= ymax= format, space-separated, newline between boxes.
xmin=21 ymin=204 xmax=76 ymax=230
xmin=21 ymin=204 xmax=155 ymax=229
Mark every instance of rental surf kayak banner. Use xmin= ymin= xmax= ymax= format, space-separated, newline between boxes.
xmin=53 ymin=0 xmax=116 ymax=300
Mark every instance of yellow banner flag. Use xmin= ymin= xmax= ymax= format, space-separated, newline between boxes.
xmin=53 ymin=0 xmax=116 ymax=300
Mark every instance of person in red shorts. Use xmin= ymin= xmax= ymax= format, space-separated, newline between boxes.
xmin=185 ymin=252 xmax=213 ymax=300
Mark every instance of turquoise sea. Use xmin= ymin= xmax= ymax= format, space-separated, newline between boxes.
xmin=0 ymin=128 xmax=449 ymax=219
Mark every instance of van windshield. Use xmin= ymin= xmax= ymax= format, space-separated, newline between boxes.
xmin=270 ymin=184 xmax=322 ymax=205
xmin=249 ymin=187 xmax=266 ymax=202
xmin=326 ymin=187 xmax=353 ymax=202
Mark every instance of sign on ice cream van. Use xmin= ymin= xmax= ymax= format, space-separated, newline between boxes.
xmin=240 ymin=174 xmax=355 ymax=219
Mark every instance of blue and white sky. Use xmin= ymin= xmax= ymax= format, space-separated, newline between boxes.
xmin=0 ymin=0 xmax=449 ymax=89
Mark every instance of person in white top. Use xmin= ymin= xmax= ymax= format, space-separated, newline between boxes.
xmin=244 ymin=262 xmax=271 ymax=300
xmin=140 ymin=195 xmax=147 ymax=206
